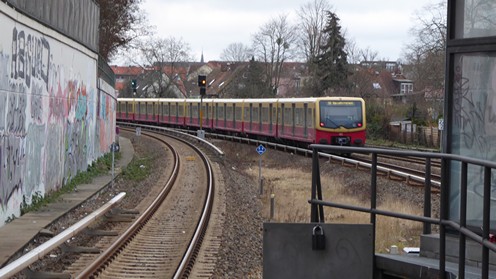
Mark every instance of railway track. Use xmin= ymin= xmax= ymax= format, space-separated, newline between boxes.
xmin=3 ymin=128 xmax=220 ymax=278
xmin=76 ymin=129 xmax=214 ymax=278
xmin=120 ymin=121 xmax=441 ymax=191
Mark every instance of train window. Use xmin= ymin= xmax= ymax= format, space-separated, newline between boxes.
xmin=249 ymin=104 xmax=254 ymax=130
xmin=205 ymin=103 xmax=210 ymax=122
xmin=148 ymin=103 xmax=153 ymax=117
xmin=218 ymin=105 xmax=224 ymax=123
xmin=253 ymin=106 xmax=259 ymax=123
xmin=284 ymin=106 xmax=292 ymax=126
xmin=226 ymin=105 xmax=233 ymax=120
xmin=232 ymin=104 xmax=237 ymax=128
xmin=279 ymin=105 xmax=284 ymax=133
xmin=307 ymin=108 xmax=313 ymax=128
xmin=127 ymin=103 xmax=132 ymax=117
xmin=262 ymin=107 xmax=269 ymax=122
xmin=244 ymin=106 xmax=251 ymax=129
xmin=319 ymin=100 xmax=362 ymax=129
xmin=292 ymin=104 xmax=296 ymax=135
xmin=295 ymin=108 xmax=303 ymax=126
xmin=303 ymin=104 xmax=308 ymax=136
xmin=269 ymin=104 xmax=273 ymax=133
xmin=171 ymin=103 xmax=176 ymax=116
xmin=258 ymin=104 xmax=263 ymax=131
xmin=214 ymin=103 xmax=218 ymax=126
xmin=235 ymin=105 xmax=242 ymax=123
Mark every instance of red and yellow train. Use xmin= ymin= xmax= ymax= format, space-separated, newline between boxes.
xmin=116 ymin=97 xmax=366 ymax=147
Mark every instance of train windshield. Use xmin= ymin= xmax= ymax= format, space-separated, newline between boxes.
xmin=319 ymin=100 xmax=363 ymax=129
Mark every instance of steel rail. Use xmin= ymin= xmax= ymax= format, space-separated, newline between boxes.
xmin=76 ymin=134 xmax=180 ymax=278
xmin=173 ymin=135 xmax=215 ymax=279
xmin=0 ymin=192 xmax=126 ymax=278
xmin=117 ymin=122 xmax=441 ymax=187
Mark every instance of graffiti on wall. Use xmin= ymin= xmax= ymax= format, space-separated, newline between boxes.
xmin=0 ymin=13 xmax=114 ymax=226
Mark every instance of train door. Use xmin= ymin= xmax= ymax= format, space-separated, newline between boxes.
xmin=224 ymin=103 xmax=232 ymax=128
xmin=302 ymin=103 xmax=308 ymax=137
xmin=268 ymin=104 xmax=273 ymax=133
xmin=214 ymin=103 xmax=218 ymax=127
xmin=292 ymin=103 xmax=296 ymax=136
xmin=233 ymin=103 xmax=238 ymax=129
xmin=257 ymin=103 xmax=262 ymax=132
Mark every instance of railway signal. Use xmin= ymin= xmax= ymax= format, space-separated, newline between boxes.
xmin=198 ymin=75 xmax=206 ymax=96
xmin=198 ymin=75 xmax=206 ymax=87
xmin=131 ymin=79 xmax=137 ymax=94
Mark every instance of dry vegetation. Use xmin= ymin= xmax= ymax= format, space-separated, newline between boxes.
xmin=224 ymin=141 xmax=435 ymax=253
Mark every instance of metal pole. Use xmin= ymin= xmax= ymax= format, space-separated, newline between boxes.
xmin=270 ymin=194 xmax=275 ymax=220
xmin=259 ymin=156 xmax=263 ymax=195
xmin=200 ymin=95 xmax=203 ymax=131
xmin=111 ymin=142 xmax=115 ymax=187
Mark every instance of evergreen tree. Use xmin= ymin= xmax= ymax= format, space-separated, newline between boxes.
xmin=236 ymin=57 xmax=273 ymax=98
xmin=313 ymin=11 xmax=348 ymax=96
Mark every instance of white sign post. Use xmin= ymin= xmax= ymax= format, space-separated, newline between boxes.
xmin=256 ymin=144 xmax=266 ymax=195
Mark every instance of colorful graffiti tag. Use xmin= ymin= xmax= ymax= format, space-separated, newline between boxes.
xmin=0 ymin=11 xmax=115 ymax=225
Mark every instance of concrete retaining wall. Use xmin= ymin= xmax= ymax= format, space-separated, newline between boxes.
xmin=0 ymin=2 xmax=116 ymax=226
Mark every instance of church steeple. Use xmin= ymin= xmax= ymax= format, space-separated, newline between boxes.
xmin=200 ymin=50 xmax=204 ymax=63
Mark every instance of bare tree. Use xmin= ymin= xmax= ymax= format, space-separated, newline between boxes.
xmin=252 ymin=14 xmax=298 ymax=96
xmin=344 ymin=36 xmax=361 ymax=64
xmin=403 ymin=1 xmax=446 ymax=92
xmin=359 ymin=46 xmax=379 ymax=62
xmin=128 ymin=36 xmax=193 ymax=97
xmin=296 ymin=0 xmax=332 ymax=63
xmin=98 ymin=0 xmax=151 ymax=62
xmin=458 ymin=0 xmax=496 ymax=37
xmin=220 ymin=43 xmax=252 ymax=62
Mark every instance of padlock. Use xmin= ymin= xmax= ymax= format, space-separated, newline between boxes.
xmin=312 ymin=225 xmax=326 ymax=250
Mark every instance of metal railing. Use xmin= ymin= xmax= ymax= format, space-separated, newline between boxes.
xmin=308 ymin=144 xmax=496 ymax=279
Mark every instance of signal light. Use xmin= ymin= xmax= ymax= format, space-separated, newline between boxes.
xmin=198 ymin=75 xmax=206 ymax=87
xmin=131 ymin=79 xmax=137 ymax=90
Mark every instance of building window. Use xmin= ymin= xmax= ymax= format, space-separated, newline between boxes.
xmin=400 ymin=83 xmax=413 ymax=94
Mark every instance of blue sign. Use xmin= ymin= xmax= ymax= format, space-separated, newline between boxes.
xmin=256 ymin=144 xmax=266 ymax=155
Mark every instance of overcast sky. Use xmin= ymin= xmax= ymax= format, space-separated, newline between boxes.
xmin=136 ymin=0 xmax=440 ymax=63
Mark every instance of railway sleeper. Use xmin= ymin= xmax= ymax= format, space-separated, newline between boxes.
xmin=24 ymin=268 xmax=71 ymax=279
xmin=60 ymin=243 xmax=100 ymax=254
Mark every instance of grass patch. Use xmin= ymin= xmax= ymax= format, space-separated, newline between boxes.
xmin=257 ymin=167 xmax=424 ymax=253
xmin=121 ymin=156 xmax=152 ymax=181
xmin=20 ymin=151 xmax=122 ymax=215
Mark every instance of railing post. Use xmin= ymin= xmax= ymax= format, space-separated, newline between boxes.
xmin=482 ymin=167 xmax=491 ymax=279
xmin=371 ymin=152 xmax=377 ymax=275
xmin=311 ymin=148 xmax=325 ymax=223
xmin=423 ymin=158 xmax=432 ymax=234
xmin=439 ymin=158 xmax=450 ymax=279
xmin=458 ymin=162 xmax=468 ymax=279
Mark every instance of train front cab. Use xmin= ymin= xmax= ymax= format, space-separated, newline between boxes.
xmin=276 ymin=98 xmax=316 ymax=145
xmin=315 ymin=97 xmax=366 ymax=146
xmin=241 ymin=99 xmax=278 ymax=139
xmin=212 ymin=99 xmax=243 ymax=134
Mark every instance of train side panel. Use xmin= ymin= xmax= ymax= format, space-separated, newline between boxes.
xmin=212 ymin=99 xmax=244 ymax=133
xmin=242 ymin=99 xmax=278 ymax=138
xmin=158 ymin=99 xmax=186 ymax=127
xmin=276 ymin=98 xmax=317 ymax=144
xmin=117 ymin=98 xmax=135 ymax=121
xmin=184 ymin=99 xmax=213 ymax=129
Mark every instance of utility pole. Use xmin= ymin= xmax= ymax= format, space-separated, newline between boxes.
xmin=198 ymin=75 xmax=206 ymax=139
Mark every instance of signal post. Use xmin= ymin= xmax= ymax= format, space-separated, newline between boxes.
xmin=197 ymin=75 xmax=206 ymax=139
